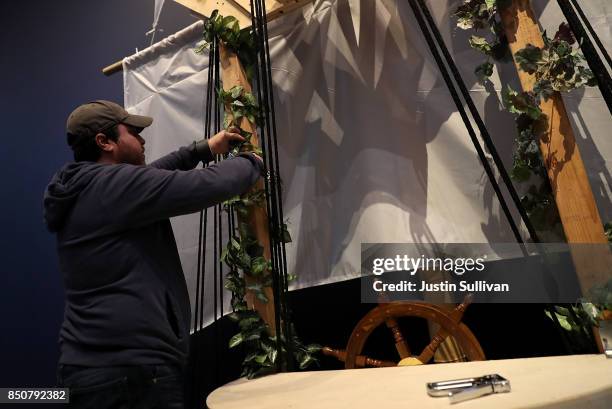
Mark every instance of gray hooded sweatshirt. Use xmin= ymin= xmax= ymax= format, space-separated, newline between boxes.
xmin=43 ymin=142 xmax=262 ymax=367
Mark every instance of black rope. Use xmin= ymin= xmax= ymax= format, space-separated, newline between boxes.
xmin=261 ymin=0 xmax=294 ymax=371
xmin=415 ymin=0 xmax=540 ymax=245
xmin=568 ymin=0 xmax=612 ymax=68
xmin=258 ymin=0 xmax=294 ymax=357
xmin=557 ymin=0 xmax=612 ymax=115
xmin=253 ymin=0 xmax=283 ymax=349
xmin=408 ymin=0 xmax=528 ymax=249
xmin=250 ymin=0 xmax=285 ymax=372
xmin=213 ymin=33 xmax=223 ymax=386
xmin=250 ymin=0 xmax=294 ymax=371
xmin=192 ymin=35 xmax=216 ymax=409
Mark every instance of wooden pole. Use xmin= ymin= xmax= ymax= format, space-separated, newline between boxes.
xmin=500 ymin=1 xmax=611 ymax=296
xmin=219 ymin=42 xmax=276 ymax=334
xmin=102 ymin=1 xmax=316 ymax=76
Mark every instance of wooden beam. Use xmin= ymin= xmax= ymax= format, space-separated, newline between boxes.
xmin=174 ymin=0 xmax=252 ymax=28
xmin=174 ymin=0 xmax=315 ymax=27
xmin=500 ymin=1 xmax=611 ymax=295
xmin=103 ymin=0 xmax=315 ymax=75
xmin=219 ymin=42 xmax=277 ymax=335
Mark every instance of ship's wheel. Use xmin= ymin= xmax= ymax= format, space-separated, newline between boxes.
xmin=323 ymin=296 xmax=485 ymax=368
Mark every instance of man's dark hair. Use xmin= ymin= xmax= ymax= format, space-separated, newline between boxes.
xmin=68 ymin=125 xmax=119 ymax=162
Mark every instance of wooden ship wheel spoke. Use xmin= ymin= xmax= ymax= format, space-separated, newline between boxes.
xmin=323 ymin=296 xmax=485 ymax=369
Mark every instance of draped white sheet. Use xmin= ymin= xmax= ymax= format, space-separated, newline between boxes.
xmin=123 ymin=0 xmax=612 ymax=329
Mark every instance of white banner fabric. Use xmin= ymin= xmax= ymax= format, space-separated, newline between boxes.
xmin=123 ymin=0 xmax=612 ymax=329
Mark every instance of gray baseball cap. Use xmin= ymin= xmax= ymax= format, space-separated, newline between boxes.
xmin=66 ymin=100 xmax=153 ymax=147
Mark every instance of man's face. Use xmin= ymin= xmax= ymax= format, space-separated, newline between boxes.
xmin=116 ymin=123 xmax=146 ymax=165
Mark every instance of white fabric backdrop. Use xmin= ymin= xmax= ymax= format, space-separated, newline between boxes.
xmin=123 ymin=0 xmax=612 ymax=329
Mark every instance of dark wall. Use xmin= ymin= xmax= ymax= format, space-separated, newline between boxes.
xmin=0 ymin=1 xmax=195 ymax=387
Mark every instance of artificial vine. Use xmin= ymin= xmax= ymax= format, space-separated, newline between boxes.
xmin=197 ymin=12 xmax=320 ymax=379
xmin=453 ymin=1 xmax=596 ymax=235
xmin=454 ymin=0 xmax=509 ymax=81
xmin=196 ymin=10 xmax=256 ymax=81
xmin=453 ymin=0 xmax=609 ymax=347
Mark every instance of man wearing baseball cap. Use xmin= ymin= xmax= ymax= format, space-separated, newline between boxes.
xmin=44 ymin=100 xmax=263 ymax=408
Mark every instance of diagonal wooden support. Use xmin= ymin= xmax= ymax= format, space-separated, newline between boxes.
xmin=102 ymin=0 xmax=316 ymax=75
xmin=500 ymin=0 xmax=611 ymax=296
xmin=173 ymin=0 xmax=315 ymax=28
xmin=219 ymin=42 xmax=277 ymax=335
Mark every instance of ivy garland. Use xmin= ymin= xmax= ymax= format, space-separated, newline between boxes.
xmin=196 ymin=11 xmax=256 ymax=82
xmin=453 ymin=0 xmax=596 ymax=234
xmin=197 ymin=12 xmax=321 ymax=379
xmin=454 ymin=0 xmax=510 ymax=81
xmin=453 ymin=0 xmax=610 ymax=348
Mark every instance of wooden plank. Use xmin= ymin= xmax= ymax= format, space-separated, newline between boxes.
xmin=173 ymin=0 xmax=252 ymax=27
xmin=219 ymin=42 xmax=277 ymax=335
xmin=174 ymin=0 xmax=315 ymax=26
xmin=500 ymin=0 xmax=611 ymax=297
xmin=103 ymin=0 xmax=315 ymax=75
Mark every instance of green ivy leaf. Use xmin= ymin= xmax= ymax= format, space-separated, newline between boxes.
xmin=511 ymin=159 xmax=531 ymax=182
xmin=306 ymin=344 xmax=323 ymax=353
xmin=533 ymin=79 xmax=554 ymax=101
xmin=515 ymin=44 xmax=542 ymax=74
xmin=243 ymin=92 xmax=256 ymax=106
xmin=229 ymin=333 xmax=244 ymax=348
xmin=474 ymin=61 xmax=494 ymax=82
xmin=268 ymin=348 xmax=278 ymax=364
xmin=299 ymin=354 xmax=314 ymax=369
xmin=222 ymin=15 xmax=238 ymax=27
xmin=254 ymin=354 xmax=268 ymax=365
xmin=245 ymin=332 xmax=262 ymax=342
xmin=231 ymin=86 xmax=244 ymax=99
xmin=220 ymin=246 xmax=229 ymax=262
xmin=469 ymin=36 xmax=493 ymax=55
xmin=604 ymin=222 xmax=612 ymax=243
xmin=502 ymin=86 xmax=542 ymax=119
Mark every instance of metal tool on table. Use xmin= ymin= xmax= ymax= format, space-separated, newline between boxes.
xmin=427 ymin=374 xmax=511 ymax=404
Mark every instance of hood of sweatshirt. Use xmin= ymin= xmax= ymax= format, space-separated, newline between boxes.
xmin=43 ymin=162 xmax=101 ymax=232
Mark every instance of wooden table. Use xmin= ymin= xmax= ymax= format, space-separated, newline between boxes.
xmin=207 ymin=354 xmax=612 ymax=409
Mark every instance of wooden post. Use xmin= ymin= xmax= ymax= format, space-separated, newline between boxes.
xmin=219 ymin=42 xmax=276 ymax=335
xmin=500 ymin=1 xmax=611 ymax=295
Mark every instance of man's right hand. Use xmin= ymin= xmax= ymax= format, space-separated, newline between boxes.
xmin=209 ymin=127 xmax=245 ymax=155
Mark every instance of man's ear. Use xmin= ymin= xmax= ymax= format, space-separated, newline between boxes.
xmin=95 ymin=133 xmax=114 ymax=152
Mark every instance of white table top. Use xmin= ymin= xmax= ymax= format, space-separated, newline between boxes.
xmin=207 ymin=354 xmax=612 ymax=409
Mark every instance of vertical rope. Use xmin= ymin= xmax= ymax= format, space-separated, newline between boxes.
xmin=416 ymin=0 xmax=540 ymax=245
xmin=568 ymin=0 xmax=612 ymax=68
xmin=249 ymin=0 xmax=294 ymax=371
xmin=262 ymin=0 xmax=293 ymax=371
xmin=213 ymin=34 xmax=223 ymax=386
xmin=248 ymin=0 xmax=283 ymax=372
xmin=258 ymin=0 xmax=293 ymax=361
xmin=408 ymin=0 xmax=527 ymax=249
xmin=192 ymin=36 xmax=216 ymax=408
xmin=557 ymin=0 xmax=612 ymax=115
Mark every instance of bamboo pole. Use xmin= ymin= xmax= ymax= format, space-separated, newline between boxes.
xmin=219 ymin=42 xmax=277 ymax=335
xmin=500 ymin=0 xmax=611 ymax=296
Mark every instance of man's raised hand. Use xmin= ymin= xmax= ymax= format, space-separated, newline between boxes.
xmin=208 ymin=127 xmax=245 ymax=155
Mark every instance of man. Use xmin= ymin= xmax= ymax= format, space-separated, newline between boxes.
xmin=43 ymin=100 xmax=263 ymax=408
